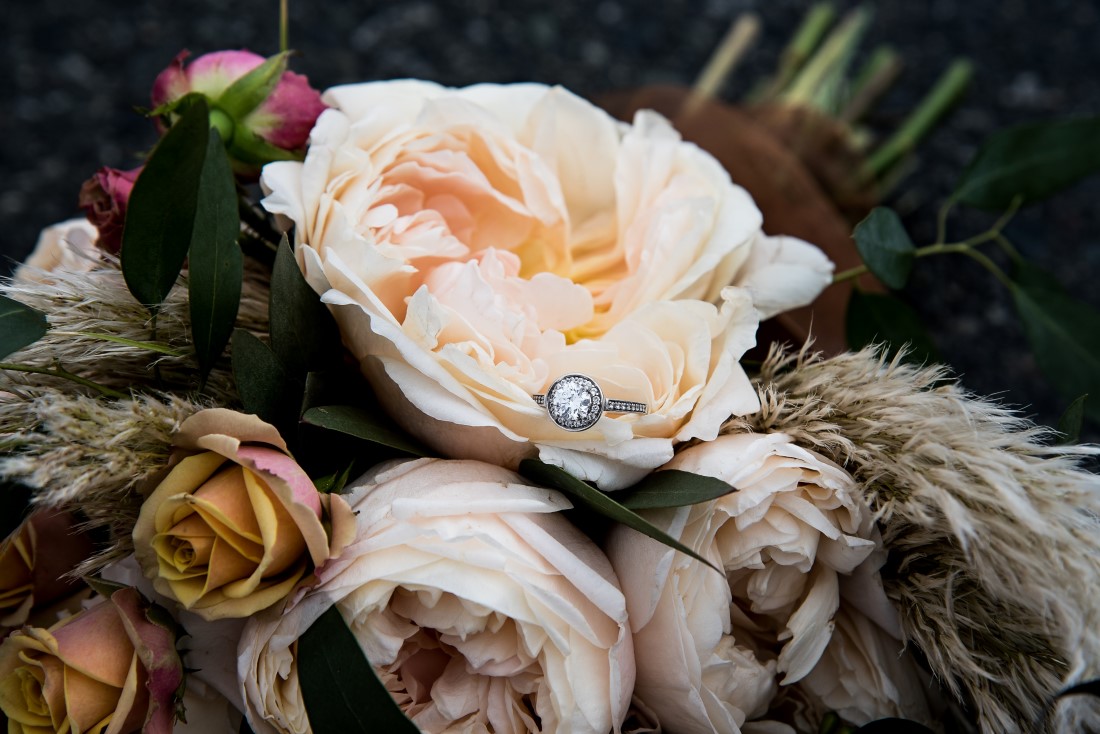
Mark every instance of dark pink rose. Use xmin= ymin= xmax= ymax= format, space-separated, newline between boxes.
xmin=78 ymin=166 xmax=142 ymax=255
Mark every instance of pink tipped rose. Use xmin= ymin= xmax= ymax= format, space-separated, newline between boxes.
xmin=0 ymin=587 xmax=183 ymax=734
xmin=151 ymin=50 xmax=326 ymax=160
xmin=78 ymin=166 xmax=141 ymax=254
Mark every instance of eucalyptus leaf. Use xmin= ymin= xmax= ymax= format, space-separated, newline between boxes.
xmin=845 ymin=290 xmax=940 ymax=364
xmin=188 ymin=131 xmax=242 ymax=384
xmin=270 ymin=235 xmax=341 ymax=377
xmin=217 ymin=52 xmax=291 ymax=120
xmin=617 ymin=470 xmax=735 ymax=510
xmin=0 ymin=295 xmax=48 ymax=360
xmin=301 ymin=405 xmax=428 ymax=458
xmin=230 ymin=329 xmax=299 ymax=431
xmin=518 ymin=459 xmax=721 ymax=573
xmin=856 ymin=719 xmax=935 ymax=733
xmin=1010 ymin=266 xmax=1100 ymax=422
xmin=852 ymin=207 xmax=916 ymax=290
xmin=122 ymin=97 xmax=211 ymax=310
xmin=299 ymin=605 xmax=420 ymax=734
xmin=1056 ymin=395 xmax=1088 ymax=445
xmin=955 ymin=116 xmax=1100 ymax=209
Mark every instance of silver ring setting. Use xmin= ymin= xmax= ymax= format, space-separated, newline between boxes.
xmin=532 ymin=374 xmax=648 ymax=432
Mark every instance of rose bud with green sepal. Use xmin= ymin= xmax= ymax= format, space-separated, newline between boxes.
xmin=150 ymin=50 xmax=327 ymax=175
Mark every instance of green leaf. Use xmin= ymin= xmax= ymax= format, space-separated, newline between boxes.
xmin=845 ymin=290 xmax=940 ymax=364
xmin=955 ymin=116 xmax=1100 ymax=209
xmin=217 ymin=52 xmax=291 ymax=120
xmin=188 ymin=131 xmax=242 ymax=384
xmin=1010 ymin=265 xmax=1100 ymax=422
xmin=122 ymin=97 xmax=211 ymax=310
xmin=298 ymin=605 xmax=420 ymax=734
xmin=852 ymin=207 xmax=916 ymax=290
xmin=270 ymin=235 xmax=342 ymax=377
xmin=518 ymin=459 xmax=721 ymax=573
xmin=301 ymin=405 xmax=428 ymax=458
xmin=0 ymin=295 xmax=48 ymax=360
xmin=1057 ymin=395 xmax=1088 ymax=444
xmin=230 ymin=329 xmax=299 ymax=431
xmin=617 ymin=470 xmax=735 ymax=510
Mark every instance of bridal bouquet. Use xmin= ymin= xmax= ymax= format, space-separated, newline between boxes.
xmin=2 ymin=17 xmax=1099 ymax=734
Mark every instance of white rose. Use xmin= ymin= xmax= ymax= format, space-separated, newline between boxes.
xmin=239 ymin=459 xmax=635 ymax=734
xmin=606 ymin=433 xmax=880 ymax=733
xmin=799 ymin=603 xmax=932 ymax=728
xmin=15 ymin=218 xmax=101 ymax=283
xmin=261 ymin=81 xmax=832 ymax=489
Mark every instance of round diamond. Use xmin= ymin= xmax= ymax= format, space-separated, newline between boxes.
xmin=545 ymin=374 xmax=604 ymax=431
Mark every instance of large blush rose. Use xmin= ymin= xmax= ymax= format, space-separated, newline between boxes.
xmin=132 ymin=409 xmax=356 ymax=620
xmin=606 ymin=433 xmax=886 ymax=733
xmin=239 ymin=459 xmax=635 ymax=734
xmin=261 ymin=81 xmax=832 ymax=489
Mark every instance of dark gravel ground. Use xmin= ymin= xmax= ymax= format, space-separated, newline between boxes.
xmin=3 ymin=0 xmax=1099 ymax=433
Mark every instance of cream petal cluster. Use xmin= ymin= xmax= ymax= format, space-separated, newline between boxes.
xmin=239 ymin=459 xmax=634 ymax=734
xmin=606 ymin=433 xmax=886 ymax=733
xmin=261 ymin=81 xmax=832 ymax=489
xmin=15 ymin=218 xmax=101 ymax=283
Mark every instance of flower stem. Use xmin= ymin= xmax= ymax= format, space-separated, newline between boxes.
xmin=49 ymin=331 xmax=184 ymax=357
xmin=279 ymin=0 xmax=290 ymax=53
xmin=783 ymin=6 xmax=870 ymax=111
xmin=750 ymin=3 xmax=837 ymax=103
xmin=864 ymin=59 xmax=973 ymax=177
xmin=684 ymin=13 xmax=761 ymax=118
xmin=0 ymin=362 xmax=129 ymax=399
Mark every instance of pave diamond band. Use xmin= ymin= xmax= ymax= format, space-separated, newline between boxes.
xmin=532 ymin=374 xmax=648 ymax=432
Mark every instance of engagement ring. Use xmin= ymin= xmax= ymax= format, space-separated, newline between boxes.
xmin=532 ymin=374 xmax=648 ymax=432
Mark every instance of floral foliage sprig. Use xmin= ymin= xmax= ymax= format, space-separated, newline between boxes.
xmin=0 ymin=10 xmax=1099 ymax=734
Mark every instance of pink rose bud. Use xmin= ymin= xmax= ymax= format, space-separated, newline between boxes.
xmin=150 ymin=49 xmax=327 ymax=172
xmin=77 ymin=166 xmax=142 ymax=255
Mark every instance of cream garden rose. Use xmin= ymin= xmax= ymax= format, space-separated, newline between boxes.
xmin=239 ymin=458 xmax=635 ymax=734
xmin=15 ymin=218 xmax=101 ymax=283
xmin=133 ymin=409 xmax=355 ymax=620
xmin=605 ymin=433 xmax=922 ymax=732
xmin=261 ymin=81 xmax=832 ymax=489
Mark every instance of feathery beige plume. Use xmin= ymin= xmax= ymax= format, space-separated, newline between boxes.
xmin=729 ymin=344 xmax=1100 ymax=733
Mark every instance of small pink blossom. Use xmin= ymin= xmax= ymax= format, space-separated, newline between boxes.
xmin=151 ymin=49 xmax=326 ymax=154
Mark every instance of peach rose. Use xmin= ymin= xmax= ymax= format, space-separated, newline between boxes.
xmin=606 ymin=433 xmax=882 ymax=733
xmin=261 ymin=81 xmax=832 ymax=489
xmin=14 ymin=218 xmax=101 ymax=283
xmin=238 ymin=459 xmax=635 ymax=734
xmin=0 ymin=509 xmax=95 ymax=629
xmin=0 ymin=587 xmax=182 ymax=734
xmin=132 ymin=409 xmax=355 ymax=620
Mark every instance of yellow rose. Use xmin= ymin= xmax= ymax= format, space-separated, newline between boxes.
xmin=0 ymin=509 xmax=94 ymax=629
xmin=0 ymin=587 xmax=182 ymax=734
xmin=132 ymin=409 xmax=355 ymax=620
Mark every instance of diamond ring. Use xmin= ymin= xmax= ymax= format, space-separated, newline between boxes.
xmin=532 ymin=374 xmax=648 ymax=432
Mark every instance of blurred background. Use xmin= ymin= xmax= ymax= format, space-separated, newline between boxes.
xmin=2 ymin=0 xmax=1099 ymax=431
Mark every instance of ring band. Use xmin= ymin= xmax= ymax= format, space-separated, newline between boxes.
xmin=532 ymin=374 xmax=647 ymax=432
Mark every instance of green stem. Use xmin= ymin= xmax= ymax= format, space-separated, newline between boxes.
xmin=962 ymin=247 xmax=1014 ymax=289
xmin=48 ymin=331 xmax=184 ymax=357
xmin=841 ymin=45 xmax=901 ymax=122
xmin=750 ymin=3 xmax=836 ymax=102
xmin=0 ymin=362 xmax=129 ymax=400
xmin=865 ymin=59 xmax=973 ymax=177
xmin=995 ymin=233 xmax=1026 ymax=265
xmin=783 ymin=6 xmax=870 ymax=110
xmin=280 ymin=0 xmax=290 ymax=53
